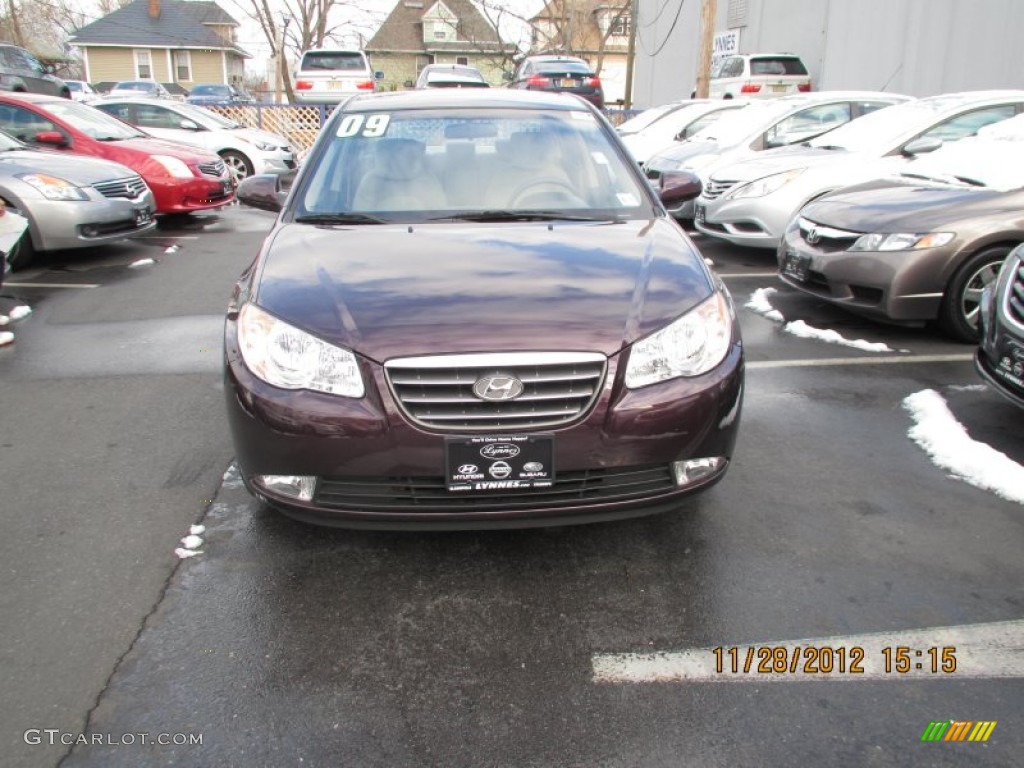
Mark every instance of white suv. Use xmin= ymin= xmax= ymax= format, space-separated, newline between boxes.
xmin=293 ymin=50 xmax=378 ymax=103
xmin=705 ymin=54 xmax=810 ymax=99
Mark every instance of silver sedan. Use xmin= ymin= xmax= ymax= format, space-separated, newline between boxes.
xmin=0 ymin=130 xmax=156 ymax=268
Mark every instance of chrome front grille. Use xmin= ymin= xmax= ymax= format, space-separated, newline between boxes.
xmin=385 ymin=352 xmax=607 ymax=431
xmin=93 ymin=176 xmax=147 ymax=200
xmin=797 ymin=216 xmax=860 ymax=252
xmin=197 ymin=159 xmax=227 ymax=178
xmin=702 ymin=178 xmax=738 ymax=200
xmin=1007 ymin=257 xmax=1024 ymax=327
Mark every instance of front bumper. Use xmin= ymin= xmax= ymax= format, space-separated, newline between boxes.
xmin=776 ymin=225 xmax=951 ymax=324
xmin=224 ymin=321 xmax=744 ymax=529
xmin=26 ymin=192 xmax=157 ymax=251
xmin=693 ymin=195 xmax=792 ymax=249
xmin=150 ymin=175 xmax=235 ymax=214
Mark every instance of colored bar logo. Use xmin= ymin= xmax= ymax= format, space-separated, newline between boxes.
xmin=921 ymin=721 xmax=997 ymax=742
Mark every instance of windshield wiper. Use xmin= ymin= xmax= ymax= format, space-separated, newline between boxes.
xmin=294 ymin=212 xmax=388 ymax=225
xmin=427 ymin=210 xmax=616 ymax=223
xmin=901 ymin=172 xmax=985 ymax=187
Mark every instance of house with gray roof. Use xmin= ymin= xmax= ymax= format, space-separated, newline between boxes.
xmin=366 ymin=0 xmax=516 ymax=91
xmin=68 ymin=0 xmax=249 ymax=92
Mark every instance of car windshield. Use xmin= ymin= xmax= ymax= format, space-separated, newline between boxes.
xmin=536 ymin=60 xmax=592 ymax=75
xmin=301 ymin=52 xmax=366 ymax=71
xmin=296 ymin=106 xmax=652 ymax=221
xmin=43 ymin=99 xmax=147 ymax=140
xmin=899 ymin=139 xmax=1024 ymax=191
xmin=114 ymin=82 xmax=153 ymax=92
xmin=688 ymin=100 xmax=786 ymax=145
xmin=191 ymin=85 xmax=227 ymax=96
xmin=617 ymin=104 xmax=681 ymax=134
xmin=807 ymin=97 xmax=968 ymax=153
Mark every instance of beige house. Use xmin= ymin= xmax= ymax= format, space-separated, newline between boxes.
xmin=530 ymin=1 xmax=631 ymax=103
xmin=366 ymin=0 xmax=516 ymax=91
xmin=67 ymin=0 xmax=249 ymax=92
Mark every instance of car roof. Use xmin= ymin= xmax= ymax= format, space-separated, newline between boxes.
xmin=342 ymin=88 xmax=598 ymax=113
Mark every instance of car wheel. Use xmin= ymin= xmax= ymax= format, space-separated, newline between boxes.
xmin=937 ymin=245 xmax=1012 ymax=342
xmin=221 ymin=150 xmax=254 ymax=183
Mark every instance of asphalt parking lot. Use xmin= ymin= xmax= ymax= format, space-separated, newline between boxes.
xmin=1 ymin=207 xmax=1021 ymax=767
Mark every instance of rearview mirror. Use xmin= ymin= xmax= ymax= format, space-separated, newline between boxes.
xmin=237 ymin=172 xmax=291 ymax=213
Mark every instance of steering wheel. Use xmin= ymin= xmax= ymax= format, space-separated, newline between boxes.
xmin=508 ymin=178 xmax=587 ymax=207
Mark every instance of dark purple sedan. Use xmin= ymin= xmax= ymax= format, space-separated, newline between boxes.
xmin=225 ymin=89 xmax=743 ymax=529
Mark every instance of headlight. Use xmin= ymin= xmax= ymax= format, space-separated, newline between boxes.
xmin=17 ymin=173 xmax=89 ymax=201
xmin=849 ymin=232 xmax=955 ymax=251
xmin=251 ymin=140 xmax=276 ymax=151
xmin=151 ymin=155 xmax=196 ymax=179
xmin=625 ymin=291 xmax=733 ymax=388
xmin=724 ymin=169 xmax=805 ymax=200
xmin=237 ymin=303 xmax=364 ymax=397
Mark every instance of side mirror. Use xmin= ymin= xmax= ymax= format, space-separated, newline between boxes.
xmin=658 ymin=170 xmax=702 ymax=207
xmin=902 ymin=137 xmax=943 ymax=156
xmin=237 ymin=172 xmax=291 ymax=212
xmin=179 ymin=119 xmax=201 ymax=131
xmin=34 ymin=130 xmax=67 ymax=147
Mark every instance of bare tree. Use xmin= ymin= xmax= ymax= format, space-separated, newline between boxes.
xmin=528 ymin=0 xmax=630 ymax=75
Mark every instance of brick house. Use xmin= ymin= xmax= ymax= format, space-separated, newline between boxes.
xmin=67 ymin=0 xmax=250 ymax=92
xmin=366 ymin=0 xmax=516 ymax=91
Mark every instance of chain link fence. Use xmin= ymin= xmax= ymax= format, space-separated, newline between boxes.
xmin=204 ymin=103 xmax=641 ymax=159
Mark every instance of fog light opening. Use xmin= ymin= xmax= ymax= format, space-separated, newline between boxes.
xmin=671 ymin=457 xmax=725 ymax=487
xmin=254 ymin=474 xmax=317 ymax=501
xmin=81 ymin=225 xmax=99 ymax=237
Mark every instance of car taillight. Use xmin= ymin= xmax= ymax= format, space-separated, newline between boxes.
xmin=357 ymin=80 xmax=376 ymax=90
xmin=740 ymin=83 xmax=762 ymax=93
xmin=798 ymin=82 xmax=812 ymax=92
xmin=527 ymin=75 xmax=550 ymax=87
xmin=586 ymin=76 xmax=602 ymax=88
xmin=295 ymin=80 xmax=312 ymax=91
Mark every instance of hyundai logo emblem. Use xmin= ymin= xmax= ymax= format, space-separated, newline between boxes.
xmin=472 ymin=374 xmax=524 ymax=401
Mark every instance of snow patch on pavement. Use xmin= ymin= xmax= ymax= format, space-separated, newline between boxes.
xmin=0 ymin=331 xmax=13 ymax=346
xmin=903 ymin=389 xmax=1024 ymax=504
xmin=129 ymin=258 xmax=156 ymax=268
xmin=784 ymin=319 xmax=903 ymax=353
xmin=745 ymin=287 xmax=784 ymax=322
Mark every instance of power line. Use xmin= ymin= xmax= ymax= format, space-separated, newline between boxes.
xmin=637 ymin=0 xmax=685 ymax=58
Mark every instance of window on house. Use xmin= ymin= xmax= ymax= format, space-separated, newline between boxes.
xmin=434 ymin=31 xmax=446 ymax=40
xmin=611 ymin=16 xmax=630 ymax=37
xmin=174 ymin=50 xmax=191 ymax=81
xmin=135 ymin=50 xmax=152 ymax=79
xmin=456 ymin=57 xmax=468 ymax=66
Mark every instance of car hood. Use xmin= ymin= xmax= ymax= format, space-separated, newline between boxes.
xmin=0 ymin=148 xmax=137 ymax=182
xmin=252 ymin=218 xmax=714 ymax=361
xmin=647 ymin=139 xmax=723 ymax=167
xmin=234 ymin=127 xmax=289 ymax=148
xmin=710 ymin=146 xmax=856 ymax=183
xmin=800 ymin=178 xmax=1016 ymax=232
xmin=107 ymin=136 xmax=221 ymax=163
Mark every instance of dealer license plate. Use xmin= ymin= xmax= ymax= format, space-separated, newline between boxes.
xmin=694 ymin=203 xmax=706 ymax=224
xmin=134 ymin=207 xmax=152 ymax=226
xmin=445 ymin=435 xmax=554 ymax=492
xmin=781 ymin=249 xmax=811 ymax=282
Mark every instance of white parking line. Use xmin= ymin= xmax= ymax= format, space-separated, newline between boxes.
xmin=5 ymin=282 xmax=100 ymax=289
xmin=592 ymin=619 xmax=1024 ymax=683
xmin=748 ymin=354 xmax=973 ymax=369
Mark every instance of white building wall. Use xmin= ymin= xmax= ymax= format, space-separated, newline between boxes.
xmin=632 ymin=0 xmax=1024 ymax=109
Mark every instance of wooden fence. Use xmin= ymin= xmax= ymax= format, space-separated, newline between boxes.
xmin=204 ymin=103 xmax=641 ymax=158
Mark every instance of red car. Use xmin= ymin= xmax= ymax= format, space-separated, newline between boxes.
xmin=0 ymin=92 xmax=234 ymax=214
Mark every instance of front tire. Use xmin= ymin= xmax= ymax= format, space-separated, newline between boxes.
xmin=937 ymin=245 xmax=1012 ymax=342
xmin=220 ymin=150 xmax=254 ymax=183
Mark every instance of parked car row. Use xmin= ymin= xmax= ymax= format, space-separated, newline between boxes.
xmin=0 ymin=88 xmax=292 ymax=269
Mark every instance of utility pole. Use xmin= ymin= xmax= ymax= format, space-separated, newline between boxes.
xmin=274 ymin=19 xmax=284 ymax=104
xmin=623 ymin=0 xmax=638 ymax=109
xmin=695 ymin=0 xmax=717 ymax=98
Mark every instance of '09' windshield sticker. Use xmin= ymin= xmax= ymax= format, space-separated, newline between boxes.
xmin=335 ymin=114 xmax=391 ymax=138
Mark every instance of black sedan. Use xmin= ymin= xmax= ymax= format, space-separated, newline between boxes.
xmin=977 ymin=244 xmax=1024 ymax=407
